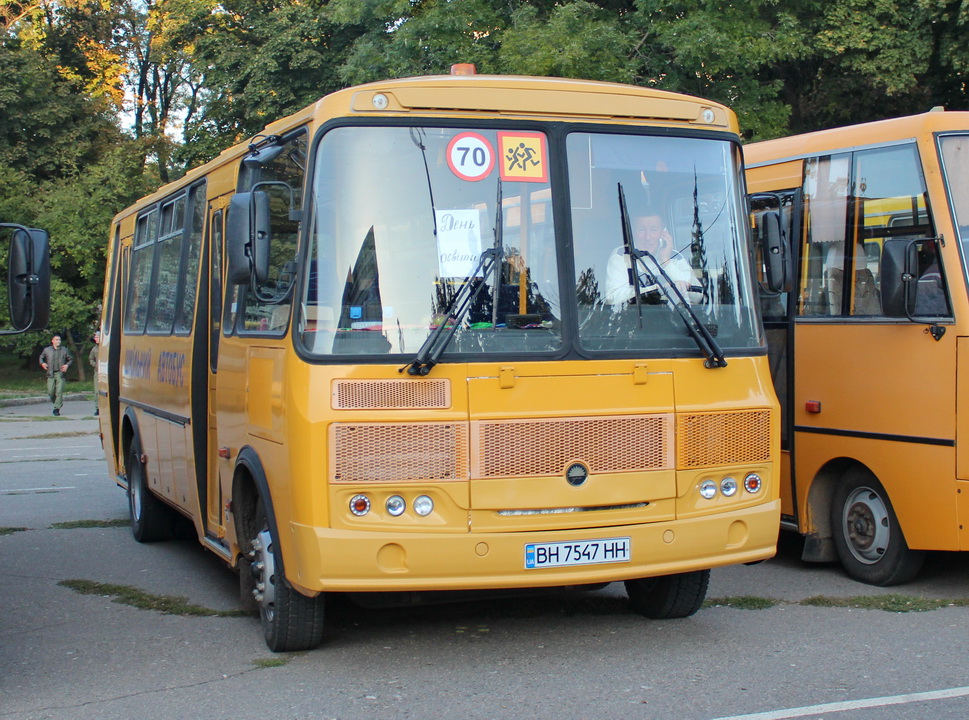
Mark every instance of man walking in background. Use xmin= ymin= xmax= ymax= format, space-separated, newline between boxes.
xmin=89 ymin=330 xmax=100 ymax=416
xmin=39 ymin=333 xmax=72 ymax=416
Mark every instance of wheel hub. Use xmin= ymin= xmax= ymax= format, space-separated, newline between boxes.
xmin=843 ymin=487 xmax=890 ymax=564
xmin=250 ymin=529 xmax=277 ymax=620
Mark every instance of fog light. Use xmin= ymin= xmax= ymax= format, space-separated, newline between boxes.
xmin=744 ymin=473 xmax=763 ymax=494
xmin=349 ymin=494 xmax=371 ymax=516
xmin=699 ymin=480 xmax=717 ymax=500
xmin=386 ymin=495 xmax=406 ymax=517
xmin=414 ymin=495 xmax=434 ymax=516
xmin=720 ymin=477 xmax=738 ymax=497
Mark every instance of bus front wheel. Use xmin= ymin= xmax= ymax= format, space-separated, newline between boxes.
xmin=248 ymin=499 xmax=325 ymax=652
xmin=831 ymin=469 xmax=924 ymax=586
xmin=625 ymin=569 xmax=710 ymax=619
xmin=126 ymin=437 xmax=174 ymax=543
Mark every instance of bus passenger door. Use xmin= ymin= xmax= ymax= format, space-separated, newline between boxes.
xmin=205 ymin=202 xmax=227 ymax=536
xmin=751 ymin=190 xmax=800 ymax=523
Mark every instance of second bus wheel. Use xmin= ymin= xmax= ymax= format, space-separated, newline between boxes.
xmin=248 ymin=498 xmax=325 ymax=652
xmin=831 ymin=468 xmax=925 ymax=586
xmin=625 ymin=569 xmax=710 ymax=619
xmin=126 ymin=437 xmax=175 ymax=543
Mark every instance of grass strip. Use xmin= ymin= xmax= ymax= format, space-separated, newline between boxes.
xmin=59 ymin=579 xmax=252 ymax=618
xmin=50 ymin=519 xmax=129 ymax=530
xmin=0 ymin=526 xmax=29 ymax=536
xmin=706 ymin=593 xmax=969 ymax=613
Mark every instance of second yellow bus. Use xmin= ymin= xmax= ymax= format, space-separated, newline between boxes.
xmin=747 ymin=109 xmax=969 ymax=585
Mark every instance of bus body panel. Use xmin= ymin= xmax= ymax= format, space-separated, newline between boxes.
xmin=747 ymin=110 xmax=969 ymax=564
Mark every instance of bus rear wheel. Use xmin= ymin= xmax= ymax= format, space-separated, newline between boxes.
xmin=625 ymin=569 xmax=710 ymax=619
xmin=831 ymin=469 xmax=924 ymax=586
xmin=248 ymin=499 xmax=325 ymax=652
xmin=126 ymin=437 xmax=174 ymax=543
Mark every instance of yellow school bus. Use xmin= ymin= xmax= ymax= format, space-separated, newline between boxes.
xmin=98 ymin=67 xmax=779 ymax=651
xmin=746 ymin=109 xmax=969 ymax=585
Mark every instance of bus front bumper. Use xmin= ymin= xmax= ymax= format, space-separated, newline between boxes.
xmin=284 ymin=500 xmax=780 ymax=595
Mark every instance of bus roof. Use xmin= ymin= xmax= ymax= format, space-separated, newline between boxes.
xmin=112 ymin=72 xmax=738 ymax=225
xmin=744 ymin=109 xmax=969 ymax=168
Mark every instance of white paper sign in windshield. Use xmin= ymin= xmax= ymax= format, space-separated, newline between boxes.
xmin=436 ymin=209 xmax=483 ymax=278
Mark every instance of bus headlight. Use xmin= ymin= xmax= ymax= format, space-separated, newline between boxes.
xmin=744 ymin=473 xmax=763 ymax=494
xmin=720 ymin=477 xmax=738 ymax=497
xmin=386 ymin=495 xmax=406 ymax=517
xmin=349 ymin=494 xmax=371 ymax=516
xmin=413 ymin=495 xmax=434 ymax=516
xmin=699 ymin=480 xmax=717 ymax=500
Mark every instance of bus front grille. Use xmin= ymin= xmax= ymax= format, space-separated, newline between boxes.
xmin=331 ymin=379 xmax=451 ymax=410
xmin=331 ymin=422 xmax=468 ymax=483
xmin=677 ymin=410 xmax=772 ymax=468
xmin=471 ymin=415 xmax=674 ymax=479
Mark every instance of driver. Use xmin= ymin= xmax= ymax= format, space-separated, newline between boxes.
xmin=604 ymin=211 xmax=698 ymax=305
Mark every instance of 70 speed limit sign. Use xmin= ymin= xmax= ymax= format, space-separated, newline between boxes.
xmin=446 ymin=132 xmax=495 ymax=182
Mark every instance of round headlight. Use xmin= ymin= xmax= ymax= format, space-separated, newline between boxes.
xmin=744 ymin=473 xmax=763 ymax=494
xmin=386 ymin=495 xmax=406 ymax=517
xmin=413 ymin=495 xmax=434 ymax=516
xmin=349 ymin=494 xmax=371 ymax=516
xmin=699 ymin=479 xmax=717 ymax=500
xmin=720 ymin=477 xmax=738 ymax=497
xmin=372 ymin=93 xmax=389 ymax=110
xmin=702 ymin=108 xmax=716 ymax=124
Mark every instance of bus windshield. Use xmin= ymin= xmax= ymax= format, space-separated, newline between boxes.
xmin=299 ymin=125 xmax=760 ymax=359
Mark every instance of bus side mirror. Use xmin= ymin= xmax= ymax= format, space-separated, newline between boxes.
xmin=5 ymin=225 xmax=50 ymax=333
xmin=225 ymin=191 xmax=271 ymax=285
xmin=756 ymin=210 xmax=792 ymax=294
xmin=880 ymin=238 xmax=917 ymax=317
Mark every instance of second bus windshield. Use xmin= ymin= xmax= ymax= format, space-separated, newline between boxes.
xmin=300 ymin=125 xmax=760 ymax=359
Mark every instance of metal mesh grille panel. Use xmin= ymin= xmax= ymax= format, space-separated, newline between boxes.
xmin=331 ymin=422 xmax=468 ymax=483
xmin=472 ymin=415 xmax=673 ymax=479
xmin=677 ymin=410 xmax=772 ymax=468
xmin=332 ymin=379 xmax=450 ymax=410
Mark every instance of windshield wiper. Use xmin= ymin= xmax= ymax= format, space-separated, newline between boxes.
xmin=400 ymin=181 xmax=505 ymax=376
xmin=617 ymin=183 xmax=727 ymax=369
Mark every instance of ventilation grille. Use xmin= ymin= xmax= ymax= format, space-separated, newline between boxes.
xmin=332 ymin=379 xmax=450 ymax=410
xmin=472 ymin=415 xmax=673 ymax=479
xmin=677 ymin=410 xmax=772 ymax=468
xmin=331 ymin=422 xmax=468 ymax=483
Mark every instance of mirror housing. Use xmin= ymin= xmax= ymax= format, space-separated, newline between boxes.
xmin=880 ymin=238 xmax=916 ymax=317
xmin=759 ymin=210 xmax=792 ymax=294
xmin=3 ymin=224 xmax=50 ymax=333
xmin=225 ymin=191 xmax=271 ymax=285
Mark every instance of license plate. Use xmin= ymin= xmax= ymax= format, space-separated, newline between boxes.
xmin=524 ymin=537 xmax=631 ymax=569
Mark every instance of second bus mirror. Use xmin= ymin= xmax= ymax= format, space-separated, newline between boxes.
xmin=758 ymin=210 xmax=792 ymax=294
xmin=881 ymin=237 xmax=948 ymax=319
xmin=880 ymin=238 xmax=914 ymax=317
xmin=6 ymin=226 xmax=50 ymax=333
xmin=225 ymin=191 xmax=271 ymax=285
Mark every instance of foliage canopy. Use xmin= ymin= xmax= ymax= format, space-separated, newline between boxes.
xmin=1 ymin=0 xmax=965 ymax=368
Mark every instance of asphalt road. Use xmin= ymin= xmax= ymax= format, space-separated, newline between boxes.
xmin=2 ymin=398 xmax=968 ymax=720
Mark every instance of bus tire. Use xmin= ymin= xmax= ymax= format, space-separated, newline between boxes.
xmin=625 ymin=569 xmax=710 ymax=619
xmin=831 ymin=469 xmax=925 ymax=586
xmin=126 ymin=437 xmax=174 ymax=543
xmin=249 ymin=498 xmax=325 ymax=652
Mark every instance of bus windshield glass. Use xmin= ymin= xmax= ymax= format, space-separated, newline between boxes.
xmin=299 ymin=125 xmax=760 ymax=358
xmin=302 ymin=125 xmax=562 ymax=357
xmin=568 ymin=132 xmax=759 ymax=353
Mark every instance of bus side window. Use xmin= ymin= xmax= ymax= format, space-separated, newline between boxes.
xmin=799 ymin=155 xmax=849 ymax=316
